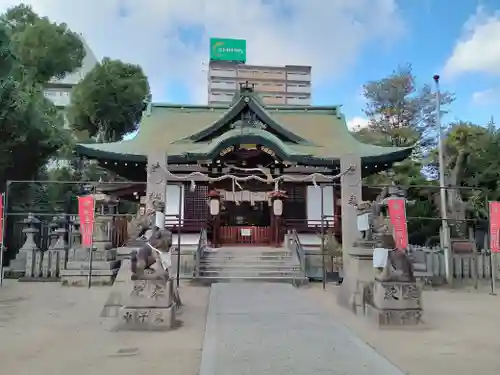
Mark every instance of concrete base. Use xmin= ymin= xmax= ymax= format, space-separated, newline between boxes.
xmin=365 ymin=304 xmax=423 ymax=326
xmin=123 ymin=279 xmax=174 ymax=308
xmin=100 ymin=259 xmax=134 ymax=317
xmin=2 ymin=268 xmax=24 ymax=279
xmin=114 ymin=278 xmax=178 ymax=331
xmin=115 ymin=305 xmax=176 ymax=331
xmin=6 ymin=250 xmax=30 ymax=276
xmin=337 ymin=247 xmax=374 ymax=312
xmin=60 ymin=268 xmax=118 ymax=286
xmin=364 ymin=280 xmax=424 ymax=327
xmin=65 ymin=260 xmax=120 ymax=270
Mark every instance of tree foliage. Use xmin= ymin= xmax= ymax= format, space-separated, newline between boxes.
xmin=353 ymin=64 xmax=500 ymax=244
xmin=0 ymin=5 xmax=83 ymax=190
xmin=69 ymin=58 xmax=151 ymax=142
xmin=2 ymin=4 xmax=85 ymax=84
xmin=352 ymin=64 xmax=456 ymax=244
xmin=355 ymin=64 xmax=454 ymax=149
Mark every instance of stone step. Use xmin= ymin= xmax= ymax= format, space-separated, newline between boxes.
xmin=203 ymin=254 xmax=294 ymax=261
xmin=205 ymin=249 xmax=291 ymax=255
xmin=60 ymin=268 xmax=118 ymax=287
xmin=193 ymin=276 xmax=308 ymax=286
xmin=201 ymin=270 xmax=302 ymax=277
xmin=201 ymin=258 xmax=295 ymax=264
xmin=200 ymin=264 xmax=300 ymax=270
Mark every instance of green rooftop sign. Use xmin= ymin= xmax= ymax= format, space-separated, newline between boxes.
xmin=210 ymin=38 xmax=246 ymax=62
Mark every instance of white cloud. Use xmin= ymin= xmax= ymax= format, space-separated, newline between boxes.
xmin=347 ymin=116 xmax=370 ymax=131
xmin=0 ymin=0 xmax=404 ymax=103
xmin=472 ymin=88 xmax=500 ymax=105
xmin=444 ymin=7 xmax=500 ymax=77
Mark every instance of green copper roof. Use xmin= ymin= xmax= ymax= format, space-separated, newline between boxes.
xmin=74 ymin=88 xmax=413 ymax=167
xmin=184 ymin=126 xmax=309 ymax=161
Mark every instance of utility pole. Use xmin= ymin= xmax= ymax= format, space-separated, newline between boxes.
xmin=434 ymin=75 xmax=452 ymax=285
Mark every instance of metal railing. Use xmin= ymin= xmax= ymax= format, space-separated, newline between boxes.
xmin=194 ymin=228 xmax=208 ymax=278
xmin=288 ymin=229 xmax=306 ymax=278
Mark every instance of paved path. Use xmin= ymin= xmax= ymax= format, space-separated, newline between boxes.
xmin=199 ymin=283 xmax=405 ymax=375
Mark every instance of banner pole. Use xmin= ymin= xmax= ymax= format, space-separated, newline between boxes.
xmin=78 ymin=194 xmax=95 ymax=289
xmin=320 ymin=185 xmax=326 ymax=291
xmin=87 ymin=199 xmax=95 ymax=289
xmin=488 ymin=199 xmax=497 ymax=295
xmin=176 ymin=184 xmax=183 ymax=288
xmin=0 ymin=192 xmax=6 ymax=288
xmin=88 ymin=242 xmax=94 ymax=289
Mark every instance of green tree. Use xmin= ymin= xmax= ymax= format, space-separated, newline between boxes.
xmin=356 ymin=64 xmax=454 ymax=150
xmin=69 ymin=58 xmax=151 ymax=142
xmin=0 ymin=5 xmax=83 ymax=190
xmin=2 ymin=4 xmax=85 ymax=83
xmin=431 ymin=121 xmax=500 ymax=237
xmin=352 ymin=64 xmax=455 ymax=244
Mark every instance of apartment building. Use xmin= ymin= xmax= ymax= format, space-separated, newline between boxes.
xmin=208 ymin=61 xmax=311 ymax=106
xmin=44 ymin=36 xmax=98 ymax=115
xmin=45 ymin=36 xmax=98 ymax=170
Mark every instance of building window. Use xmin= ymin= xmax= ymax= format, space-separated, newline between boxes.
xmin=183 ymin=184 xmax=209 ymax=230
xmin=284 ymin=185 xmax=306 ymax=228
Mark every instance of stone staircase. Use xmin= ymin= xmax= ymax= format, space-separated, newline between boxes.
xmin=196 ymin=246 xmax=306 ymax=285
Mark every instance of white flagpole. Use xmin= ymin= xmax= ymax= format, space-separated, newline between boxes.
xmin=434 ymin=75 xmax=452 ymax=285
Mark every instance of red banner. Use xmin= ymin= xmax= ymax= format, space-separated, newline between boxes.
xmin=78 ymin=195 xmax=95 ymax=248
xmin=387 ymin=198 xmax=409 ymax=250
xmin=489 ymin=201 xmax=500 ymax=253
xmin=0 ymin=193 xmax=4 ymax=243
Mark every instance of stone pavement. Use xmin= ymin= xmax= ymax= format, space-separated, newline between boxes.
xmin=199 ymin=283 xmax=405 ymax=375
xmin=0 ymin=280 xmax=209 ymax=375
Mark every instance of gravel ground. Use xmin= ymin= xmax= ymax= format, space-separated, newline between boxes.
xmin=0 ymin=280 xmax=209 ymax=375
xmin=2 ymin=278 xmax=498 ymax=375
xmin=303 ymin=283 xmax=500 ymax=375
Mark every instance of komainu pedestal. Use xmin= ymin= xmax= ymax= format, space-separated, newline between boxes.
xmin=115 ymin=278 xmax=177 ymax=331
xmin=364 ymin=281 xmax=423 ymax=326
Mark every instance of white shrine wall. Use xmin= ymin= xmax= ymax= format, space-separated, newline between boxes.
xmin=306 ymin=185 xmax=335 ymax=227
xmin=164 ymin=184 xmax=185 ymax=226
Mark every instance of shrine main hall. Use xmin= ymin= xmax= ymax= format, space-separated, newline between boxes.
xmin=75 ymin=83 xmax=412 ymax=247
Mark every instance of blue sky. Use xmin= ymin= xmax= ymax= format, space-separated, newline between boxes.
xmin=9 ymin=0 xmax=500 ymax=129
xmin=160 ymin=0 xmax=500 ymax=128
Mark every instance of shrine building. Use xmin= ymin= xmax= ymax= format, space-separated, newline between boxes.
xmin=75 ymin=83 xmax=412 ymax=247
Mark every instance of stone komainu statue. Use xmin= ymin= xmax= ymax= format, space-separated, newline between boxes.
xmin=128 ymin=200 xmax=173 ymax=280
xmin=130 ymin=227 xmax=173 ymax=280
xmin=376 ymin=233 xmax=415 ymax=282
xmin=126 ymin=205 xmax=153 ymax=244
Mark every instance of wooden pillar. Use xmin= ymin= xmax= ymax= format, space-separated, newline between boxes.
xmin=212 ymin=214 xmax=220 ymax=248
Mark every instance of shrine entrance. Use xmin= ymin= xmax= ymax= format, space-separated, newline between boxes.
xmin=218 ymin=191 xmax=273 ymax=245
xmin=208 ymin=139 xmax=287 ymax=247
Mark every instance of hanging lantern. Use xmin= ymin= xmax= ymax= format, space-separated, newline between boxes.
xmin=210 ymin=199 xmax=220 ymax=215
xmin=208 ymin=189 xmax=221 ymax=216
xmin=273 ymin=199 xmax=283 ymax=216
xmin=268 ymin=190 xmax=287 ymax=216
